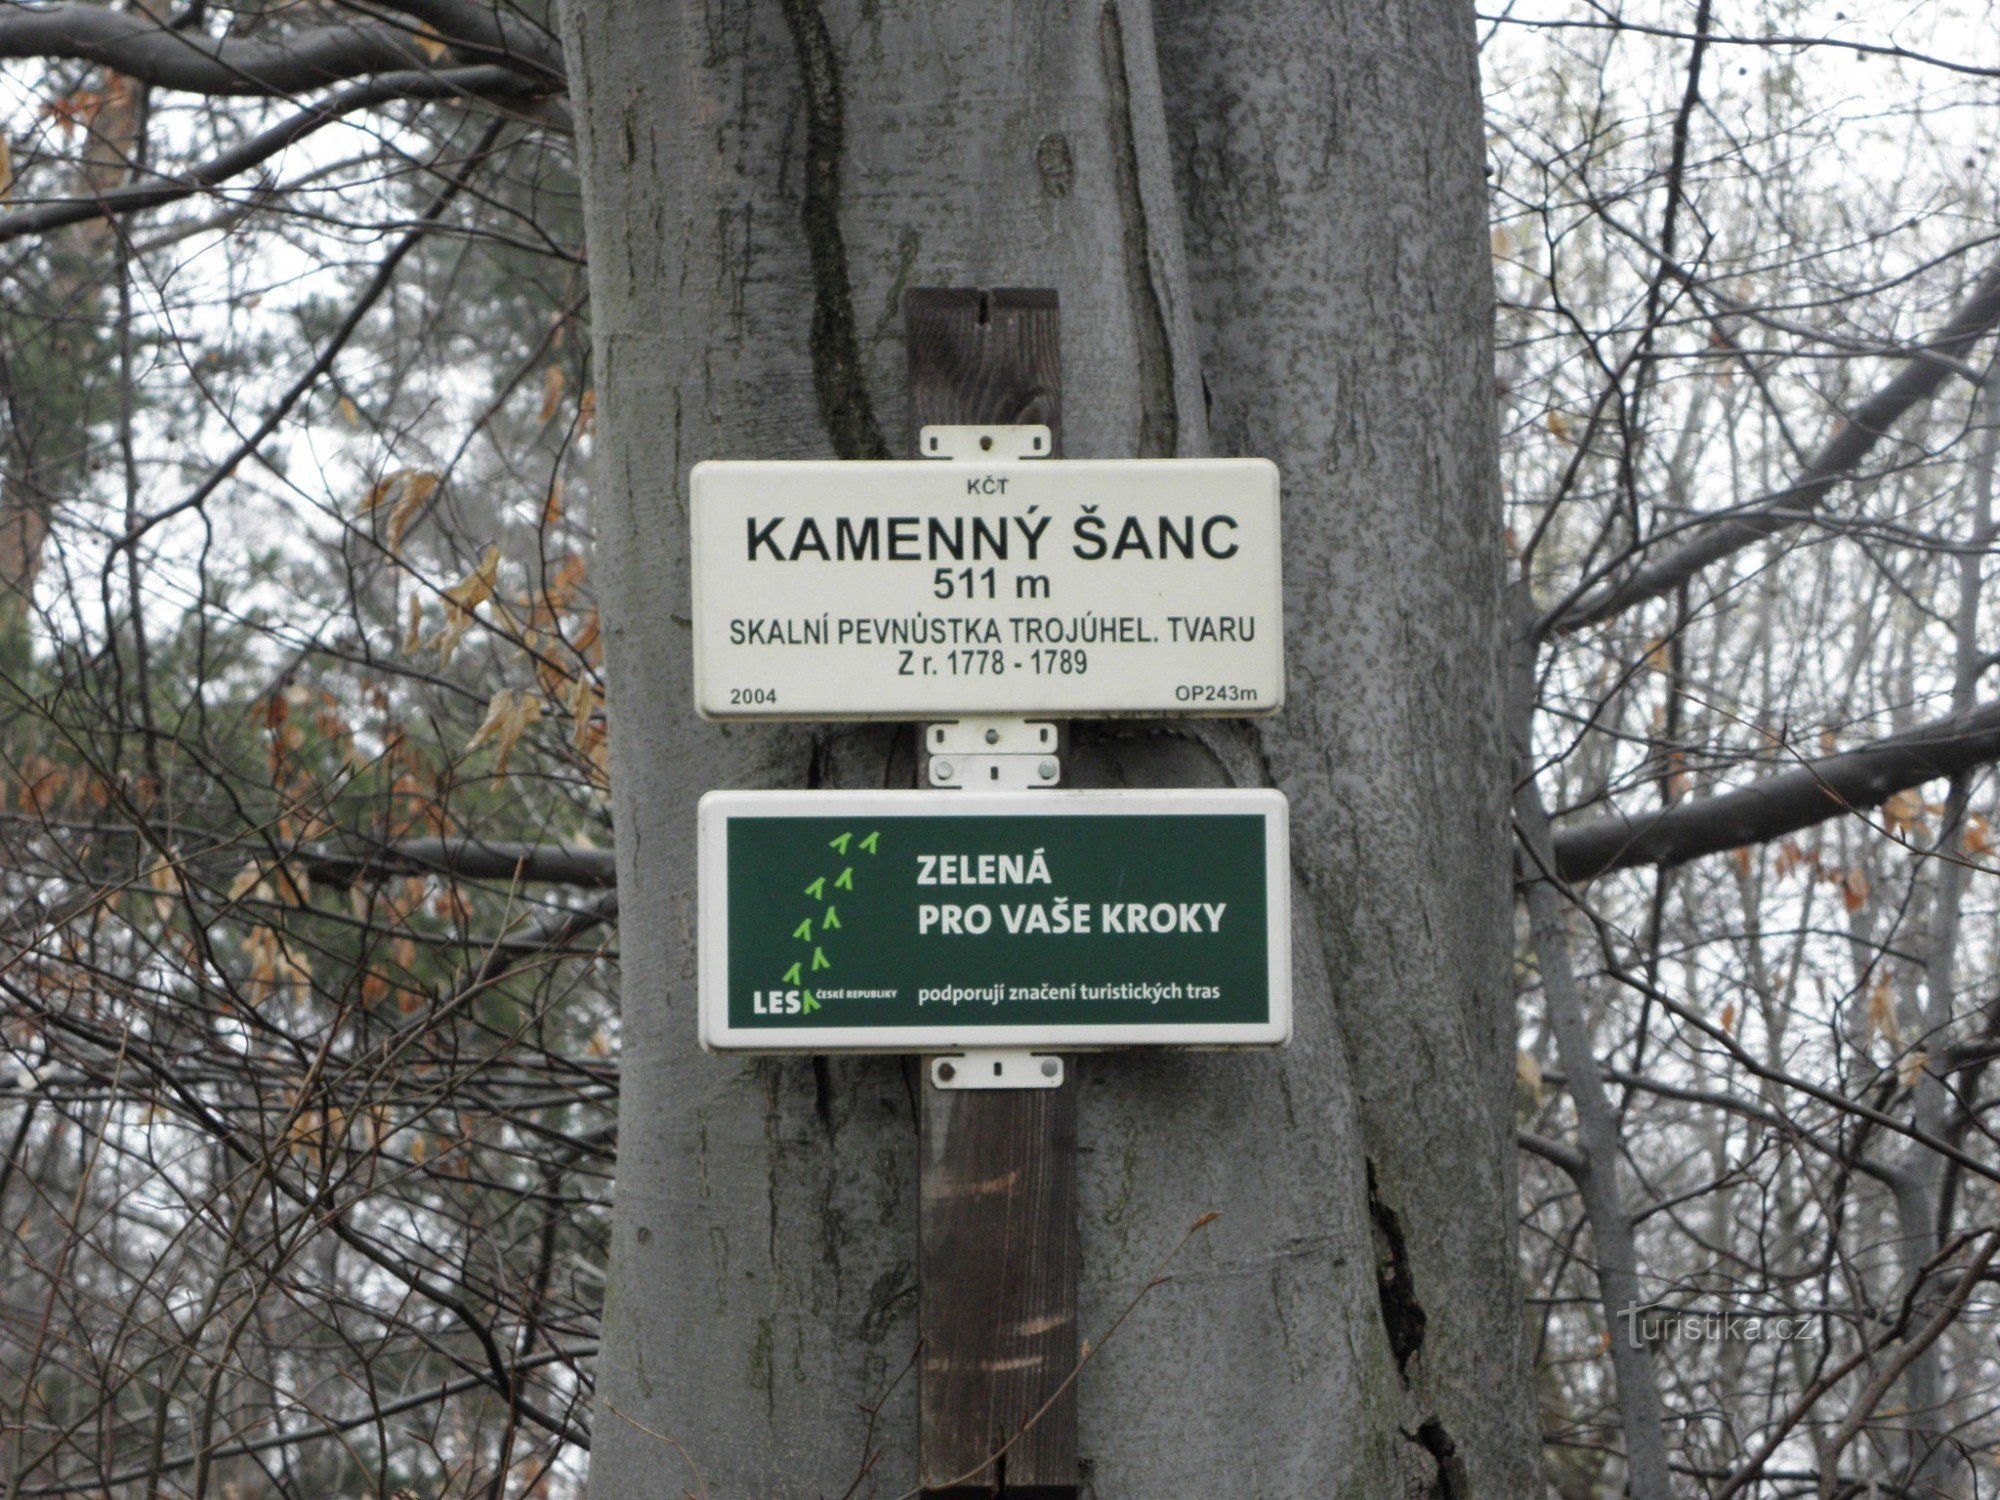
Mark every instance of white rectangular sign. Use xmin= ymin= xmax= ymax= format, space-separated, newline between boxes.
xmin=690 ymin=459 xmax=1284 ymax=719
xmin=698 ymin=788 xmax=1292 ymax=1053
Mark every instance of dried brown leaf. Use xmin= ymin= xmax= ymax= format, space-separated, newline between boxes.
xmin=148 ymin=860 xmax=176 ymax=923
xmin=443 ymin=544 xmax=501 ymax=614
xmin=1866 ymin=978 xmax=1898 ymax=1046
xmin=1516 ymin=1049 xmax=1544 ymax=1107
xmin=402 ymin=594 xmax=423 ymax=654
xmin=1966 ymin=815 xmax=1994 ymax=858
xmin=1841 ymin=867 xmax=1870 ymax=912
xmin=371 ymin=470 xmax=440 ymax=552
xmin=568 ymin=672 xmax=599 ymax=750
xmin=1882 ymin=788 xmax=1924 ymax=833
xmin=465 ymin=687 xmax=543 ymax=777
xmin=227 ymin=861 xmax=267 ymax=903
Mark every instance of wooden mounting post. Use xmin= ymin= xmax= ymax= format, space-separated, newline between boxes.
xmin=906 ymin=288 xmax=1078 ymax=1499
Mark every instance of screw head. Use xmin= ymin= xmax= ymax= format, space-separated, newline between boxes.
xmin=1038 ymin=759 xmax=1057 ymax=781
xmin=985 ymin=728 xmax=1000 ymax=745
xmin=937 ymin=1061 xmax=957 ymax=1082
xmin=1040 ymin=1059 xmax=1059 ymax=1079
xmin=935 ymin=761 xmax=954 ymax=780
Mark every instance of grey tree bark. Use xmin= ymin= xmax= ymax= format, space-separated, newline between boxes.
xmin=561 ymin=1 xmax=1539 ymax=1494
xmin=1899 ymin=367 xmax=1998 ymax=1492
xmin=1513 ymin=743 xmax=1673 ymax=1500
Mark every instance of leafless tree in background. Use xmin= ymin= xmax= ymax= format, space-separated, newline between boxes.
xmin=1495 ymin=9 xmax=2000 ymax=1495
xmin=0 ymin=1 xmax=1996 ymax=1495
xmin=0 ymin=6 xmax=605 ymax=1495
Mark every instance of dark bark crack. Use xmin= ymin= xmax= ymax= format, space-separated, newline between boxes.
xmin=1405 ymin=1415 xmax=1470 ymax=1500
xmin=811 ymin=1053 xmax=835 ymax=1135
xmin=1371 ymin=1162 xmax=1470 ymax=1498
xmin=778 ymin=0 xmax=889 ymax=460
xmin=1367 ymin=1159 xmax=1428 ymax=1374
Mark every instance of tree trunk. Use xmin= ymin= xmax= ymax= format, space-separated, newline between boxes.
xmin=1153 ymin=7 xmax=1541 ymax=1490
xmin=561 ymin=1 xmax=1539 ymax=1494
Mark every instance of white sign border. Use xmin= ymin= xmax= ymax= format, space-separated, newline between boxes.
xmin=697 ymin=788 xmax=1292 ymax=1053
xmin=688 ymin=457 xmax=1287 ymax=722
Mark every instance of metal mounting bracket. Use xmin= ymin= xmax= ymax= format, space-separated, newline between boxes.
xmin=927 ymin=716 xmax=1060 ymax=789
xmin=917 ymin=423 xmax=1054 ymax=462
xmin=917 ymin=428 xmax=1065 ymax=1085
xmin=920 ymin=423 xmax=1061 ymax=790
xmin=929 ymin=1049 xmax=1065 ymax=1090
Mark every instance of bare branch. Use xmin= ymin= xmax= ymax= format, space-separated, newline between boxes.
xmin=1478 ymin=12 xmax=2000 ymax=83
xmin=0 ymin=5 xmax=441 ymax=95
xmin=12 ymin=1346 xmax=594 ymax=1498
xmin=364 ymin=0 xmax=564 ymax=84
xmin=300 ymin=837 xmax=617 ymax=889
xmin=0 ymin=65 xmax=541 ymax=246
xmin=1551 ymin=696 xmax=2000 ymax=880
xmin=116 ymin=116 xmax=505 ymax=549
xmin=1820 ymin=1228 xmax=2000 ymax=1494
xmin=1516 ymin=1128 xmax=1589 ymax=1179
xmin=1544 ymin=253 xmax=2000 ymax=636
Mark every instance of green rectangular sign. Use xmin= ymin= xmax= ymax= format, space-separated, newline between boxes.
xmin=698 ymin=789 xmax=1290 ymax=1051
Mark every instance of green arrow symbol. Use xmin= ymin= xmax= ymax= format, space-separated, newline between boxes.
xmin=781 ymin=961 xmax=803 ymax=986
xmin=811 ymin=946 xmax=831 ymax=972
xmin=803 ymin=991 xmax=821 ymax=1013
xmin=791 ymin=918 xmax=812 ymax=941
xmin=834 ymin=866 xmax=854 ymax=891
xmin=821 ymin=905 xmax=841 ymax=931
xmin=804 ymin=876 xmax=826 ymax=901
xmin=859 ymin=832 xmax=879 ymax=855
xmin=829 ymin=833 xmax=852 ymax=855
